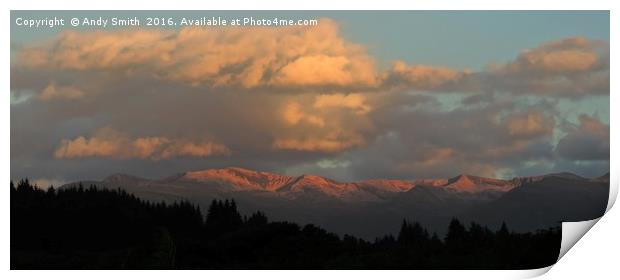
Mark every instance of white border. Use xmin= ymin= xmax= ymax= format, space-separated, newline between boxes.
xmin=3 ymin=1 xmax=618 ymax=279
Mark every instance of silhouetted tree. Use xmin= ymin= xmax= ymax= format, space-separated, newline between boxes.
xmin=205 ymin=199 xmax=243 ymax=235
xmin=445 ymin=218 xmax=467 ymax=254
xmin=246 ymin=211 xmax=268 ymax=226
xmin=10 ymin=180 xmax=561 ymax=269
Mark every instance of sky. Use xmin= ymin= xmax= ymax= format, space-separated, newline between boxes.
xmin=10 ymin=11 xmax=610 ymax=185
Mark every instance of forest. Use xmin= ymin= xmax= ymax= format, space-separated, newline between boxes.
xmin=11 ymin=179 xmax=560 ymax=269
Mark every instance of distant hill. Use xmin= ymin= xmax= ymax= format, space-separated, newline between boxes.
xmin=60 ymin=167 xmax=609 ymax=239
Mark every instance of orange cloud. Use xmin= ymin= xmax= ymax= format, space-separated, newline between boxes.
xmin=159 ymin=142 xmax=232 ymax=159
xmin=54 ymin=128 xmax=230 ymax=160
xmin=270 ymin=55 xmax=377 ymax=88
xmin=54 ymin=136 xmax=121 ymax=158
xmin=421 ymin=147 xmax=456 ymax=165
xmin=16 ymin=19 xmax=607 ymax=99
xmin=484 ymin=37 xmax=609 ymax=96
xmin=378 ymin=37 xmax=608 ymax=96
xmin=18 ymin=19 xmax=378 ymax=90
xmin=313 ymin=93 xmax=371 ymax=115
xmin=385 ymin=61 xmax=466 ymax=91
xmin=507 ymin=111 xmax=554 ymax=138
xmin=40 ymin=83 xmax=85 ymax=100
xmin=507 ymin=37 xmax=604 ymax=74
xmin=272 ymin=131 xmax=364 ymax=153
xmin=578 ymin=115 xmax=608 ymax=138
xmin=283 ymin=102 xmax=325 ymax=127
xmin=277 ymin=93 xmax=374 ymax=153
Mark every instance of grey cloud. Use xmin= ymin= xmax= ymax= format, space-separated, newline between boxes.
xmin=556 ymin=115 xmax=610 ymax=161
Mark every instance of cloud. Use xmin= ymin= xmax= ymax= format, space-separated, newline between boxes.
xmin=479 ymin=37 xmax=609 ymax=96
xmin=40 ymin=83 xmax=85 ymax=100
xmin=274 ymin=93 xmax=374 ymax=153
xmin=505 ymin=37 xmax=604 ymax=74
xmin=270 ymin=55 xmax=377 ymax=88
xmin=342 ymin=102 xmax=558 ymax=179
xmin=384 ymin=61 xmax=467 ymax=91
xmin=379 ymin=37 xmax=609 ymax=97
xmin=54 ymin=127 xmax=230 ymax=160
xmin=16 ymin=19 xmax=378 ymax=91
xmin=14 ymin=26 xmax=607 ymax=99
xmin=272 ymin=131 xmax=365 ymax=153
xmin=507 ymin=111 xmax=555 ymax=138
xmin=283 ymin=102 xmax=325 ymax=127
xmin=313 ymin=93 xmax=371 ymax=115
xmin=9 ymin=18 xmax=609 ymax=183
xmin=158 ymin=142 xmax=231 ymax=159
xmin=556 ymin=115 xmax=609 ymax=161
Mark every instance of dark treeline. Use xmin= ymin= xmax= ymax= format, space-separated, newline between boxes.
xmin=11 ymin=179 xmax=560 ymax=269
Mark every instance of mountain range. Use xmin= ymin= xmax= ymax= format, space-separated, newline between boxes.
xmin=61 ymin=167 xmax=610 ymax=239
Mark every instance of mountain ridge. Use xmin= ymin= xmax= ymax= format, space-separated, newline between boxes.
xmin=58 ymin=167 xmax=609 ymax=239
xmin=62 ymin=167 xmax=605 ymax=200
xmin=173 ymin=167 xmax=521 ymax=195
